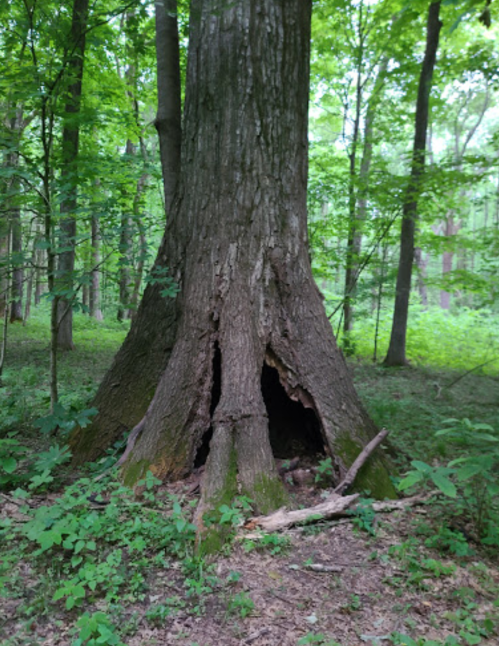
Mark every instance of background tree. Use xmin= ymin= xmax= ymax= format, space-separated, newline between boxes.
xmin=384 ymin=0 xmax=442 ymax=367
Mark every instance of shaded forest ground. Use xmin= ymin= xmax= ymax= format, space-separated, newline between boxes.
xmin=1 ymin=309 xmax=498 ymax=646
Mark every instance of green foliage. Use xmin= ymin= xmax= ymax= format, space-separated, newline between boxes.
xmin=225 ymin=591 xmax=255 ymax=619
xmin=243 ymin=532 xmax=291 ymax=555
xmin=0 ymin=434 xmax=70 ymax=491
xmin=72 ymin=611 xmax=126 ymax=646
xmin=143 ymin=266 xmax=179 ymax=299
xmin=34 ymin=403 xmax=98 ymax=436
xmin=349 ymin=307 xmax=499 ymax=375
xmin=397 ymin=418 xmax=499 ymax=542
xmin=348 ymin=497 xmax=377 ymax=536
xmin=314 ymin=457 xmax=334 ymax=486
xmin=1 ymin=476 xmax=198 ymax=623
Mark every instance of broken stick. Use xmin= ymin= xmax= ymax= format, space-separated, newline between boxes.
xmin=333 ymin=428 xmax=389 ymax=495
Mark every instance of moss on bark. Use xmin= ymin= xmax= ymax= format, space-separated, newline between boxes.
xmin=335 ymin=433 xmax=397 ymax=499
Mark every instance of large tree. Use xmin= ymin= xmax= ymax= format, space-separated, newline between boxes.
xmin=71 ymin=0 xmax=394 ymax=511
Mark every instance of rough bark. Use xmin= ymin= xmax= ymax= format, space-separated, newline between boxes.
xmin=384 ymin=1 xmax=441 ymax=366
xmin=73 ymin=0 xmax=394 ymax=510
xmin=57 ymin=0 xmax=90 ymax=350
xmin=154 ymin=0 xmax=182 ymax=214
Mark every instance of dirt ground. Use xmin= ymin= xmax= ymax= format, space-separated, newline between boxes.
xmin=2 ymin=483 xmax=498 ymax=646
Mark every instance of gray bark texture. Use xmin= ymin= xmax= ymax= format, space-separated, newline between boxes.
xmin=154 ymin=0 xmax=182 ymax=214
xmin=57 ymin=0 xmax=89 ymax=350
xmin=71 ymin=0 xmax=394 ymax=508
xmin=384 ymin=0 xmax=442 ymax=366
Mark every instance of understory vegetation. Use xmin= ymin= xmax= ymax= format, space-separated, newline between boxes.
xmin=1 ymin=310 xmax=498 ymax=646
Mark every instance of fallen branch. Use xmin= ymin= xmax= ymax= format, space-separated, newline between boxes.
xmin=334 ymin=428 xmax=389 ymax=495
xmin=248 ymin=493 xmax=360 ymax=532
xmin=247 ymin=491 xmax=434 ymax=533
xmin=370 ymin=491 xmax=435 ymax=512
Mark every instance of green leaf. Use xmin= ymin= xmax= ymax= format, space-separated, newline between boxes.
xmin=411 ymin=460 xmax=432 ymax=473
xmin=397 ymin=472 xmax=424 ymax=491
xmin=1 ymin=456 xmax=17 ymax=473
xmin=430 ymin=472 xmax=457 ymax=498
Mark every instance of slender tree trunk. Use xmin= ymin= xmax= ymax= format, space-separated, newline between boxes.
xmin=72 ymin=0 xmax=394 ymax=509
xmin=89 ymin=214 xmax=103 ymax=320
xmin=70 ymin=0 xmax=183 ymax=452
xmin=57 ymin=0 xmax=89 ymax=350
xmin=5 ymin=120 xmax=24 ymax=324
xmin=129 ymin=213 xmax=147 ymax=319
xmin=117 ymin=141 xmax=134 ymax=323
xmin=343 ymin=55 xmax=388 ymax=349
xmin=384 ymin=1 xmax=442 ymax=366
xmin=23 ymin=240 xmax=36 ymax=324
xmin=0 ymin=226 xmax=10 ymax=381
xmin=35 ymin=247 xmax=43 ymax=306
xmin=342 ymin=4 xmax=364 ymax=353
xmin=154 ymin=0 xmax=182 ymax=214
xmin=414 ymin=247 xmax=428 ymax=308
xmin=0 ymin=234 xmax=7 ymax=317
xmin=9 ymin=200 xmax=23 ymax=323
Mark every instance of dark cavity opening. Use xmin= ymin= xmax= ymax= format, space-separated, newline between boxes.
xmin=261 ymin=363 xmax=325 ymax=459
xmin=193 ymin=342 xmax=221 ymax=468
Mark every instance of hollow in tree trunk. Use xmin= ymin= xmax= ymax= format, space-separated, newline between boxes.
xmin=72 ymin=0 xmax=394 ymax=512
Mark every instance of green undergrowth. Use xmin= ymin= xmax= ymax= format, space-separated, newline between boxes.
xmin=0 ymin=306 xmax=128 ymax=437
xmin=330 ymin=305 xmax=499 ymax=375
xmin=1 ymin=306 xmax=499 ymax=644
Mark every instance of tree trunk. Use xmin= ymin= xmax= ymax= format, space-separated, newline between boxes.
xmin=117 ymin=141 xmax=134 ymax=323
xmin=34 ymin=247 xmax=44 ymax=306
xmin=154 ymin=0 xmax=182 ymax=214
xmin=0 ymin=233 xmax=7 ymax=317
xmin=70 ymin=0 xmax=184 ymax=454
xmin=129 ymin=215 xmax=147 ymax=319
xmin=89 ymin=214 xmax=103 ymax=321
xmin=57 ymin=0 xmax=89 ymax=350
xmin=384 ymin=0 xmax=442 ymax=367
xmin=5 ymin=136 xmax=24 ymax=324
xmin=414 ymin=247 xmax=428 ymax=308
xmin=9 ymin=199 xmax=23 ymax=323
xmin=72 ymin=0 xmax=394 ymax=509
xmin=343 ymin=55 xmax=389 ymax=349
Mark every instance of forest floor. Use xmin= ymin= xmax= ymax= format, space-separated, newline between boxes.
xmin=1 ymin=313 xmax=499 ymax=646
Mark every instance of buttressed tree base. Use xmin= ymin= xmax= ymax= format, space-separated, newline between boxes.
xmin=71 ymin=0 xmax=395 ymax=514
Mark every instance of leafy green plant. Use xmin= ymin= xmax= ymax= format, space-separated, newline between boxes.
xmin=243 ymin=532 xmax=290 ymax=555
xmin=0 ymin=435 xmax=70 ymax=491
xmin=315 ymin=457 xmax=334 ymax=486
xmin=145 ymin=597 xmax=186 ymax=627
xmin=72 ymin=611 xmax=126 ymax=646
xmin=34 ymin=402 xmax=98 ymax=436
xmin=0 ymin=436 xmax=27 ymax=487
xmin=348 ymin=497 xmax=377 ymax=536
xmin=397 ymin=418 xmax=499 ymax=542
xmin=424 ymin=527 xmax=474 ymax=557
xmin=225 ymin=591 xmax=255 ymax=618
